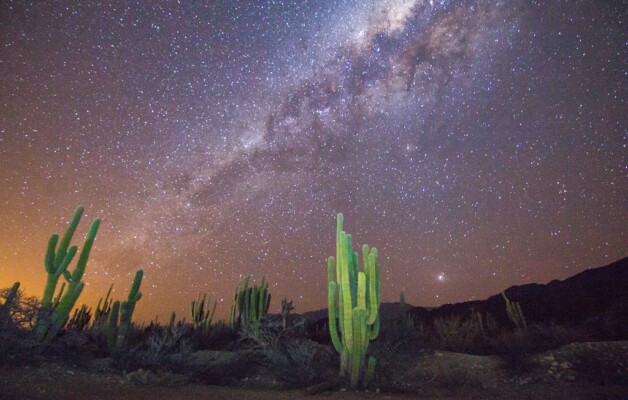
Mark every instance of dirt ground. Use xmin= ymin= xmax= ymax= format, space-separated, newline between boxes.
xmin=1 ymin=341 xmax=627 ymax=400
xmin=1 ymin=362 xmax=626 ymax=400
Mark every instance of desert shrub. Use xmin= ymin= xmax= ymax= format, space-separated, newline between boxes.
xmin=143 ymin=324 xmax=192 ymax=364
xmin=40 ymin=329 xmax=102 ymax=364
xmin=528 ymin=322 xmax=587 ymax=350
xmin=583 ymin=312 xmax=628 ymax=340
xmin=263 ymin=337 xmax=333 ymax=387
xmin=237 ymin=316 xmax=331 ymax=387
xmin=432 ymin=313 xmax=491 ymax=354
xmin=369 ymin=338 xmax=404 ymax=387
xmin=0 ymin=286 xmax=40 ymax=329
xmin=111 ymin=323 xmax=194 ymax=372
xmin=491 ymin=329 xmax=535 ymax=373
xmin=189 ymin=321 xmax=238 ymax=351
xmin=0 ymin=286 xmax=41 ymax=363
xmin=570 ymin=346 xmax=628 ymax=385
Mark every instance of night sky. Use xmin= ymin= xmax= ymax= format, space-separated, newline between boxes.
xmin=1 ymin=0 xmax=626 ymax=323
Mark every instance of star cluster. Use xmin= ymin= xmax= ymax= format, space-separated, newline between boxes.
xmin=0 ymin=0 xmax=625 ymax=322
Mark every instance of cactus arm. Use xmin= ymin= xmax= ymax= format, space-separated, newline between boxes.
xmin=45 ymin=235 xmax=58 ymax=274
xmin=338 ymin=231 xmax=353 ymax=351
xmin=53 ymin=206 xmax=84 ymax=267
xmin=107 ymin=300 xmax=120 ymax=350
xmin=328 ymin=281 xmax=343 ymax=353
xmin=209 ymin=299 xmax=217 ymax=325
xmin=67 ymin=219 xmax=100 ymax=292
xmin=366 ymin=249 xmax=379 ymax=325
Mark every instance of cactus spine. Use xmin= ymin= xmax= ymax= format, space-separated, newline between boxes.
xmin=328 ymin=213 xmax=381 ymax=388
xmin=229 ymin=275 xmax=271 ymax=334
xmin=36 ymin=206 xmax=100 ymax=343
xmin=191 ymin=292 xmax=217 ymax=332
xmin=108 ymin=270 xmax=143 ymax=351
xmin=502 ymin=292 xmax=527 ymax=330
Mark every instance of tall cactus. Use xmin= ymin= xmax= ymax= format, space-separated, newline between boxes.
xmin=229 ymin=275 xmax=271 ymax=334
xmin=108 ymin=270 xmax=143 ymax=351
xmin=191 ymin=292 xmax=217 ymax=332
xmin=36 ymin=206 xmax=101 ymax=342
xmin=328 ymin=213 xmax=381 ymax=389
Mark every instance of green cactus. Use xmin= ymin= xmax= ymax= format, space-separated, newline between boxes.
xmin=36 ymin=206 xmax=101 ymax=343
xmin=229 ymin=275 xmax=271 ymax=334
xmin=328 ymin=213 xmax=381 ymax=388
xmin=191 ymin=292 xmax=217 ymax=333
xmin=92 ymin=284 xmax=114 ymax=328
xmin=107 ymin=300 xmax=120 ymax=351
xmin=66 ymin=304 xmax=92 ymax=332
xmin=107 ymin=270 xmax=143 ymax=351
xmin=502 ymin=292 xmax=527 ymax=330
xmin=168 ymin=311 xmax=176 ymax=329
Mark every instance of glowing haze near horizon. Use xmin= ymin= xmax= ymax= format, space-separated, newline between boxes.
xmin=0 ymin=0 xmax=626 ymax=323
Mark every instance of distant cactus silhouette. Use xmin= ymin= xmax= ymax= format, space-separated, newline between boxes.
xmin=502 ymin=291 xmax=527 ymax=330
xmin=191 ymin=292 xmax=217 ymax=333
xmin=108 ymin=270 xmax=143 ymax=351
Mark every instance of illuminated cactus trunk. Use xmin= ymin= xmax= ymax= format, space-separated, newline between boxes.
xmin=328 ymin=213 xmax=381 ymax=389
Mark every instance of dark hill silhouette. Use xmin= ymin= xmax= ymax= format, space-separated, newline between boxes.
xmin=406 ymin=257 xmax=628 ymax=339
xmin=303 ymin=257 xmax=628 ymax=341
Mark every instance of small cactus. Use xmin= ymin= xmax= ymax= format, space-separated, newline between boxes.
xmin=191 ymin=293 xmax=217 ymax=333
xmin=502 ymin=292 xmax=527 ymax=330
xmin=108 ymin=270 xmax=143 ymax=351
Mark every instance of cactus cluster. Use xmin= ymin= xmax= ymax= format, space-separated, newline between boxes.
xmin=191 ymin=293 xmax=217 ymax=332
xmin=327 ymin=213 xmax=381 ymax=388
xmin=108 ymin=270 xmax=143 ymax=351
xmin=502 ymin=292 xmax=527 ymax=330
xmin=92 ymin=284 xmax=114 ymax=328
xmin=35 ymin=206 xmax=100 ymax=343
xmin=66 ymin=304 xmax=92 ymax=332
xmin=229 ymin=275 xmax=271 ymax=334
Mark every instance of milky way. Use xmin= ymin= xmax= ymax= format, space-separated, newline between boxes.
xmin=0 ymin=0 xmax=625 ymax=322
